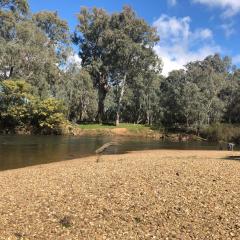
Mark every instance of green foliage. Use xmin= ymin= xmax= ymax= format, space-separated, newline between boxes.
xmin=1 ymin=1 xmax=240 ymax=138
xmin=223 ymin=69 xmax=240 ymax=123
xmin=160 ymin=54 xmax=228 ymax=131
xmin=106 ymin=6 xmax=161 ymax=125
xmin=0 ymin=80 xmax=35 ymax=128
xmin=33 ymin=98 xmax=66 ymax=134
xmin=119 ymin=73 xmax=162 ymax=125
xmin=74 ymin=7 xmax=111 ymax=122
xmin=0 ymin=80 xmax=66 ymax=134
xmin=201 ymin=124 xmax=240 ymax=143
xmin=33 ymin=11 xmax=69 ymax=45
xmin=75 ymin=6 xmax=161 ymax=124
xmin=0 ymin=1 xmax=70 ymax=99
xmin=33 ymin=11 xmax=70 ymax=63
xmin=0 ymin=0 xmax=29 ymax=16
xmin=60 ymin=67 xmax=97 ymax=122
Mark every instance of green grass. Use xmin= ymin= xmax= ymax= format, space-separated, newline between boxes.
xmin=77 ymin=124 xmax=115 ymax=130
xmin=119 ymin=123 xmax=150 ymax=133
xmin=77 ymin=123 xmax=150 ymax=132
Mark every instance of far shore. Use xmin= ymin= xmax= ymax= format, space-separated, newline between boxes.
xmin=66 ymin=124 xmax=206 ymax=141
xmin=1 ymin=123 xmax=206 ymax=142
xmin=0 ymin=149 xmax=239 ymax=239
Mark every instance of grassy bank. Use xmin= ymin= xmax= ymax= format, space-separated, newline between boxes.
xmin=4 ymin=122 xmax=240 ymax=144
xmin=0 ymin=150 xmax=239 ymax=239
xmin=77 ymin=123 xmax=148 ymax=131
xmin=71 ymin=123 xmax=160 ymax=138
xmin=68 ymin=123 xmax=204 ymax=141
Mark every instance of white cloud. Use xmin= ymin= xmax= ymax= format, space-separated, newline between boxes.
xmin=232 ymin=55 xmax=240 ymax=64
xmin=220 ymin=21 xmax=235 ymax=37
xmin=153 ymin=15 xmax=220 ymax=76
xmin=197 ymin=28 xmax=213 ymax=39
xmin=193 ymin=0 xmax=240 ymax=17
xmin=168 ymin=0 xmax=177 ymax=6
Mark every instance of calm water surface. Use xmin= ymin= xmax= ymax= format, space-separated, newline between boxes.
xmin=0 ymin=135 xmax=220 ymax=171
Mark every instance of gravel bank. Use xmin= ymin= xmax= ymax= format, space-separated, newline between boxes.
xmin=0 ymin=150 xmax=239 ymax=239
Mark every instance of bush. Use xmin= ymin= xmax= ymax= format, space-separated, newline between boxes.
xmin=33 ymin=98 xmax=66 ymax=134
xmin=201 ymin=123 xmax=240 ymax=143
xmin=0 ymin=80 xmax=35 ymax=130
xmin=0 ymin=80 xmax=66 ymax=134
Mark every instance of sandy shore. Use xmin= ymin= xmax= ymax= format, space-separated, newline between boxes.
xmin=0 ymin=150 xmax=239 ymax=239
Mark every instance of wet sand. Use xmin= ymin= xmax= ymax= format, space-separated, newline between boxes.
xmin=0 ymin=150 xmax=239 ymax=239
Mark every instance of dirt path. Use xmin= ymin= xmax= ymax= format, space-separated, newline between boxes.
xmin=0 ymin=150 xmax=239 ymax=239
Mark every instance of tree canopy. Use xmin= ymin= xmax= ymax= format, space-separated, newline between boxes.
xmin=0 ymin=1 xmax=240 ymax=135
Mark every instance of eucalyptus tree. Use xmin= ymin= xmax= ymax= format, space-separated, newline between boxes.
xmin=121 ymin=70 xmax=162 ymax=125
xmin=74 ymin=7 xmax=110 ymax=123
xmin=0 ymin=19 xmax=61 ymax=97
xmin=160 ymin=70 xmax=187 ymax=127
xmin=107 ymin=6 xmax=161 ymax=125
xmin=0 ymin=0 xmax=29 ymax=40
xmin=0 ymin=0 xmax=29 ymax=79
xmin=185 ymin=54 xmax=228 ymax=128
xmin=75 ymin=6 xmax=161 ymax=124
xmin=135 ymin=68 xmax=162 ymax=125
xmin=0 ymin=0 xmax=29 ymax=15
xmin=32 ymin=11 xmax=71 ymax=96
xmin=58 ymin=65 xmax=97 ymax=122
xmin=161 ymin=54 xmax=230 ymax=130
xmin=223 ymin=69 xmax=240 ymax=123
xmin=0 ymin=1 xmax=71 ymax=98
xmin=33 ymin=11 xmax=70 ymax=63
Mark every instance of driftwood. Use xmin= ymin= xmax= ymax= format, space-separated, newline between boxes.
xmin=95 ymin=142 xmax=118 ymax=162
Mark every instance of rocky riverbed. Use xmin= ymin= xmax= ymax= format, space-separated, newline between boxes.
xmin=0 ymin=150 xmax=239 ymax=239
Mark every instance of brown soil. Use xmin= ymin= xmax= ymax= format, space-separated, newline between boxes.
xmin=110 ymin=128 xmax=129 ymax=135
xmin=0 ymin=150 xmax=239 ymax=239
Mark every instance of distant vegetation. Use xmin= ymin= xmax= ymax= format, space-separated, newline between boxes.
xmin=201 ymin=124 xmax=240 ymax=143
xmin=0 ymin=80 xmax=66 ymax=134
xmin=1 ymin=0 xmax=240 ymax=140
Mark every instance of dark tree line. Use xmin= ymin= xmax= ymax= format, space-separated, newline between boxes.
xmin=0 ymin=0 xmax=240 ymax=134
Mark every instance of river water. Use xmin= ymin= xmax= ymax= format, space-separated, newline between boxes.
xmin=0 ymin=135 xmax=220 ymax=171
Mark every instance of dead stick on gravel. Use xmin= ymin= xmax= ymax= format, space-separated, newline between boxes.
xmin=95 ymin=142 xmax=118 ymax=162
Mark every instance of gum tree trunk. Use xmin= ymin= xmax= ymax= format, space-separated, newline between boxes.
xmin=115 ymin=74 xmax=127 ymax=126
xmin=96 ymin=88 xmax=107 ymax=124
xmin=96 ymin=76 xmax=109 ymax=123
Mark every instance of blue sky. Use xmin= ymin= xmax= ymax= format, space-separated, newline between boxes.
xmin=29 ymin=0 xmax=240 ymax=75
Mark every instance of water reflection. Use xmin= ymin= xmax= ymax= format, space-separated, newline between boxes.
xmin=0 ymin=135 xmax=219 ymax=171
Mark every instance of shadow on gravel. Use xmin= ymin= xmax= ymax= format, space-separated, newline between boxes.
xmin=224 ymin=156 xmax=240 ymax=162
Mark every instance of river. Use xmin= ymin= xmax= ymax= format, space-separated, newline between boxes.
xmin=0 ymin=135 xmax=221 ymax=171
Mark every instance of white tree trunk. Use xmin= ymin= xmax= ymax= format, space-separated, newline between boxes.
xmin=116 ymin=74 xmax=127 ymax=126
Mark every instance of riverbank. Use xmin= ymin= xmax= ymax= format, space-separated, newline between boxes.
xmin=66 ymin=123 xmax=204 ymax=141
xmin=0 ymin=123 xmax=206 ymax=141
xmin=64 ymin=123 xmax=161 ymax=139
xmin=0 ymin=150 xmax=239 ymax=239
xmin=3 ymin=123 xmax=240 ymax=144
xmin=0 ymin=123 xmax=164 ymax=139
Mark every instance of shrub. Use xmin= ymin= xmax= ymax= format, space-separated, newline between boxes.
xmin=0 ymin=80 xmax=35 ymax=130
xmin=201 ymin=123 xmax=240 ymax=143
xmin=0 ymin=80 xmax=66 ymax=134
xmin=33 ymin=98 xmax=66 ymax=134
